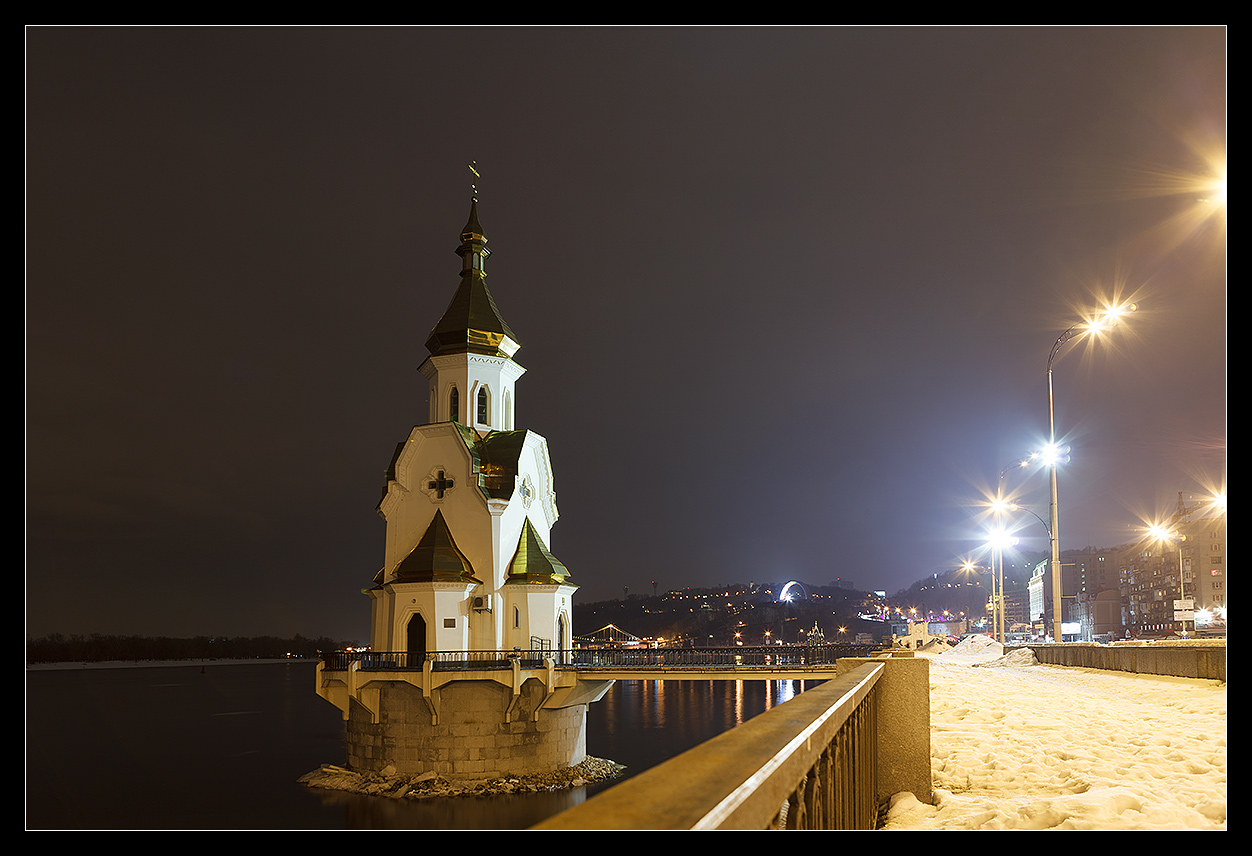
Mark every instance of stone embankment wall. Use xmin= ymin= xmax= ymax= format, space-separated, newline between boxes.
xmin=346 ymin=677 xmax=588 ymax=777
xmin=1010 ymin=642 xmax=1225 ymax=681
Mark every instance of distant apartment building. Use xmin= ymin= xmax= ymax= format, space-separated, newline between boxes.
xmin=1187 ymin=516 xmax=1227 ymax=634
xmin=1002 ymin=588 xmax=1029 ymax=631
xmin=1062 ymin=548 xmax=1123 ymax=640
xmin=1026 ymin=552 xmax=1080 ymax=639
xmin=1122 ymin=513 xmax=1226 ymax=638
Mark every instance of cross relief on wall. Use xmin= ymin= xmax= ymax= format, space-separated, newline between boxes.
xmin=424 ymin=467 xmax=455 ymax=502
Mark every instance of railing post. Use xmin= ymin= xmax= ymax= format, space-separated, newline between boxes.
xmin=835 ymin=656 xmax=931 ymax=807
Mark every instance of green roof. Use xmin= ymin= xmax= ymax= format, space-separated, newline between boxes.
xmin=423 ymin=273 xmax=518 ymax=357
xmin=423 ymin=199 xmax=519 ymax=358
xmin=393 ymin=508 xmax=482 ymax=584
xmin=506 ymin=518 xmax=570 ymax=584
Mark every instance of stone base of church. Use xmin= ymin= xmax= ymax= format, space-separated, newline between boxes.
xmin=344 ymin=676 xmax=588 ymax=778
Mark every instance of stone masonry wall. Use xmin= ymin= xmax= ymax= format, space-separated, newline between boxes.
xmin=345 ymin=676 xmax=588 ymax=778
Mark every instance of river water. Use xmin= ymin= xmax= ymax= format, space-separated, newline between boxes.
xmin=25 ymin=660 xmax=820 ymax=829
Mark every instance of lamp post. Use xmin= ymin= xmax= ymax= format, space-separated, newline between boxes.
xmin=989 ymin=497 xmax=1050 ymax=642
xmin=986 ymin=530 xmax=1017 ymax=643
xmin=961 ymin=560 xmax=993 ymax=637
xmin=1045 ymin=303 xmax=1135 ymax=642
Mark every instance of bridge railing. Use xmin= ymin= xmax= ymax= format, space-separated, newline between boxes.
xmin=534 ymin=661 xmax=886 ymax=830
xmin=319 ymin=644 xmax=874 ymax=673
xmin=319 ymin=649 xmax=551 ymax=671
xmin=566 ymin=644 xmax=873 ymax=668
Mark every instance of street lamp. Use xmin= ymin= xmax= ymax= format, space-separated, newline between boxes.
xmin=991 ymin=498 xmax=1053 ymax=641
xmin=1046 ymin=302 xmax=1135 ymax=642
xmin=986 ymin=529 xmax=1017 ymax=644
xmin=991 ymin=496 xmax=1053 ymax=543
xmin=962 ymin=559 xmax=997 ymax=640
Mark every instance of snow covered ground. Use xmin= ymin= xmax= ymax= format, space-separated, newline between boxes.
xmin=882 ymin=636 xmax=1227 ymax=831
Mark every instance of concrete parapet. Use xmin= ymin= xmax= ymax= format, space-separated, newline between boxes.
xmin=1012 ymin=643 xmax=1226 ymax=681
xmin=836 ymin=656 xmax=932 ymax=805
xmin=536 ymin=663 xmax=888 ymax=829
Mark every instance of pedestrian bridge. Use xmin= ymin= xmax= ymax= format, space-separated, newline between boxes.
xmin=320 ymin=643 xmax=876 ymax=681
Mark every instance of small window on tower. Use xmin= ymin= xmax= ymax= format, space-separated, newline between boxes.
xmin=450 ymin=387 xmax=459 ymax=423
xmin=477 ymin=386 xmax=489 ymax=425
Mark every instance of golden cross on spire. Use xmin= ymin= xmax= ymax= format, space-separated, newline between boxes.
xmin=469 ymin=161 xmax=480 ymax=202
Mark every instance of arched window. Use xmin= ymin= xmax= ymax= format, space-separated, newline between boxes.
xmin=503 ymin=389 xmax=513 ymax=430
xmin=477 ymin=386 xmax=490 ymax=425
xmin=513 ymin=605 xmax=520 ymax=629
xmin=449 ymin=387 xmax=459 ymax=423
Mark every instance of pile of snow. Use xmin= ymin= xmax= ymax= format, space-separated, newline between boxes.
xmin=884 ymin=650 xmax=1226 ymax=829
xmin=972 ymin=647 xmax=1039 ymax=668
xmin=945 ymin=634 xmax=1004 ymax=659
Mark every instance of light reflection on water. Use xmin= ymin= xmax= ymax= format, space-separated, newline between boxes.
xmin=586 ymin=678 xmax=818 ymax=790
xmin=25 ymin=663 xmax=820 ymax=829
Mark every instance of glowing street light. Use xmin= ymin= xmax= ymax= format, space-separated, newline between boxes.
xmin=986 ymin=529 xmax=1018 ymax=643
xmin=1046 ymin=301 xmax=1136 ymax=642
xmin=961 ymin=559 xmax=995 ymax=637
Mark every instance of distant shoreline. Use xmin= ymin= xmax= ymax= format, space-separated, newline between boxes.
xmin=25 ymin=658 xmax=313 ymax=671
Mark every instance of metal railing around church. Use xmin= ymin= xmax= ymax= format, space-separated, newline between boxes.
xmin=535 ymin=661 xmax=885 ymax=830
xmin=318 ymin=649 xmax=549 ymax=672
xmin=566 ymin=644 xmax=873 ymax=668
xmin=318 ymin=644 xmax=875 ymax=673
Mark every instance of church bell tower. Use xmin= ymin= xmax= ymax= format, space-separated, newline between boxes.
xmin=370 ymin=178 xmax=574 ymax=658
xmin=316 ymin=171 xmax=610 ymax=778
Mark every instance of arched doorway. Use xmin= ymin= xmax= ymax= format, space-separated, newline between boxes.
xmin=406 ymin=613 xmax=427 ymax=667
xmin=556 ymin=615 xmax=567 ymax=664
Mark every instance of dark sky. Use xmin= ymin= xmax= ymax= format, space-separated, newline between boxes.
xmin=26 ymin=27 xmax=1226 ymax=643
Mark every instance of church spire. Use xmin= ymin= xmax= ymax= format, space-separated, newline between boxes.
xmin=457 ymin=162 xmax=489 ymax=275
xmin=424 ymin=162 xmax=519 ymax=358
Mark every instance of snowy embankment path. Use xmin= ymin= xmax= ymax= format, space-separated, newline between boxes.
xmin=882 ymin=637 xmax=1227 ymax=830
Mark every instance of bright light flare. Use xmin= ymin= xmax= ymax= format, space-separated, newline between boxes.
xmin=986 ymin=529 xmax=1018 ymax=551
xmin=1048 ymin=289 xmax=1144 ymax=379
xmin=1130 ymin=152 xmax=1227 ymax=256
xmin=1098 ymin=300 xmax=1137 ymax=325
xmin=1039 ymin=442 xmax=1072 ymax=467
xmin=1145 ymin=522 xmax=1181 ymax=544
xmin=989 ymin=496 xmax=1013 ymax=515
xmin=1202 ymin=171 xmax=1226 ymax=208
xmin=1079 ymin=300 xmax=1138 ymax=338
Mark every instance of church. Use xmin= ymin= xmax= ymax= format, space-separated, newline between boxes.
xmin=316 ymin=180 xmax=610 ymax=778
xmin=368 ymin=192 xmax=576 ymax=659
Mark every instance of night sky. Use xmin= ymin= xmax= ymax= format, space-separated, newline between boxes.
xmin=26 ymin=27 xmax=1226 ymax=643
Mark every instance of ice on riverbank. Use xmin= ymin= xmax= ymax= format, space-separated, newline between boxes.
xmin=299 ymin=756 xmax=625 ymax=801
